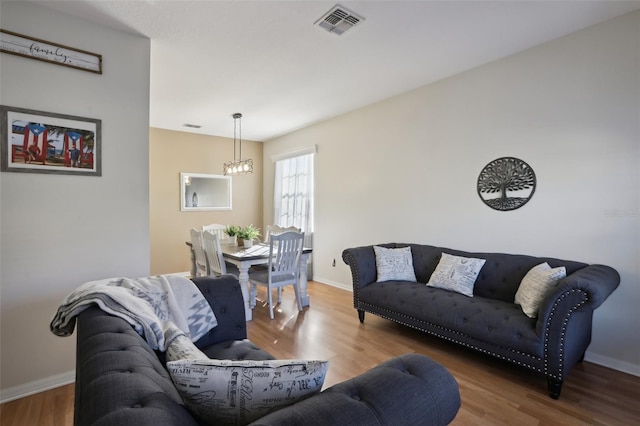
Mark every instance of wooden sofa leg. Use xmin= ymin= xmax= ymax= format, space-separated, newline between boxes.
xmin=547 ymin=378 xmax=563 ymax=399
xmin=358 ymin=310 xmax=365 ymax=323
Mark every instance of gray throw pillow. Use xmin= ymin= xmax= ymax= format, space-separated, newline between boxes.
xmin=515 ymin=262 xmax=566 ymax=318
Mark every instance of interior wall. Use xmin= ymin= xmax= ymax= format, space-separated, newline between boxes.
xmin=0 ymin=2 xmax=151 ymax=400
xmin=149 ymin=128 xmax=263 ymax=275
xmin=263 ymin=11 xmax=640 ymax=374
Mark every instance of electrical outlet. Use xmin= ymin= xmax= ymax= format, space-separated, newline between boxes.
xmin=332 ymin=258 xmax=336 ymax=267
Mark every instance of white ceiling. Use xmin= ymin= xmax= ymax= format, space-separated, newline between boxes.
xmin=31 ymin=0 xmax=640 ymax=141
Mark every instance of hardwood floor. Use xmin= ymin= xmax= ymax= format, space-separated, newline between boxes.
xmin=0 ymin=382 xmax=74 ymax=426
xmin=2 ymin=281 xmax=638 ymax=425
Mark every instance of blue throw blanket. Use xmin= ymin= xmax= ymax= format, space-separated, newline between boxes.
xmin=50 ymin=274 xmax=217 ymax=351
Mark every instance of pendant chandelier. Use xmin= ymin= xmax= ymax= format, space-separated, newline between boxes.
xmin=223 ymin=113 xmax=253 ymax=176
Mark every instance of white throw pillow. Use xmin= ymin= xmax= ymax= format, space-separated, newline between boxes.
xmin=426 ymin=252 xmax=486 ymax=297
xmin=167 ymin=358 xmax=329 ymax=425
xmin=374 ymin=246 xmax=417 ymax=282
xmin=515 ymin=262 xmax=566 ymax=318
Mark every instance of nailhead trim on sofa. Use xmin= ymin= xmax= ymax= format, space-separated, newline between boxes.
xmin=343 ymin=244 xmax=619 ymax=399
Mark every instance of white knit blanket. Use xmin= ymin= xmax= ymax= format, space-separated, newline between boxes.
xmin=50 ymin=274 xmax=217 ymax=351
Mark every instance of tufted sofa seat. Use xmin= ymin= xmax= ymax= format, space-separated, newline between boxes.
xmin=343 ymin=243 xmax=620 ymax=399
xmin=74 ymin=274 xmax=461 ymax=425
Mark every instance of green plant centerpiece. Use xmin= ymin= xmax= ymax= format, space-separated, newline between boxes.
xmin=237 ymin=225 xmax=261 ymax=248
xmin=224 ymin=225 xmax=241 ymax=237
xmin=223 ymin=224 xmax=241 ymax=244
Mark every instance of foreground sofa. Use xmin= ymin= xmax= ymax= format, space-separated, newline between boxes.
xmin=342 ymin=243 xmax=620 ymax=399
xmin=74 ymin=274 xmax=461 ymax=425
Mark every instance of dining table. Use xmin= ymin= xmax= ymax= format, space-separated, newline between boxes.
xmin=221 ymin=243 xmax=312 ymax=321
xmin=186 ymin=241 xmax=312 ymax=321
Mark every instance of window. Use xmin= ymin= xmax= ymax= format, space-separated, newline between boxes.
xmin=273 ymin=153 xmax=314 ymax=236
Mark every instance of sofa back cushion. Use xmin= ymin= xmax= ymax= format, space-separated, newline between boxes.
xmin=402 ymin=244 xmax=587 ymax=303
xmin=191 ymin=275 xmax=249 ymax=348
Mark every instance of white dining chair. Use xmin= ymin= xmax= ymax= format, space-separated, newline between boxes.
xmin=202 ymin=231 xmax=238 ymax=277
xmin=254 ymin=225 xmax=303 ymax=300
xmin=190 ymin=228 xmax=208 ymax=277
xmin=249 ymin=231 xmax=304 ymax=319
xmin=202 ymin=223 xmax=232 ymax=243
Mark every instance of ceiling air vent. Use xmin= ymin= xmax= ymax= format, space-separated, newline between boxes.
xmin=315 ymin=5 xmax=364 ymax=35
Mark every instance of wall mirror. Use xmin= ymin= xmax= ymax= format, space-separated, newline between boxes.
xmin=180 ymin=172 xmax=232 ymax=211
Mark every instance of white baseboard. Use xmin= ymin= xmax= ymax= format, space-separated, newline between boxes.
xmin=311 ymin=276 xmax=351 ymax=291
xmin=0 ymin=370 xmax=75 ymax=404
xmin=585 ymin=352 xmax=640 ymax=377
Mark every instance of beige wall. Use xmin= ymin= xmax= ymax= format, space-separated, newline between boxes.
xmin=0 ymin=2 xmax=150 ymax=400
xmin=264 ymin=11 xmax=640 ymax=374
xmin=150 ymin=128 xmax=263 ymax=275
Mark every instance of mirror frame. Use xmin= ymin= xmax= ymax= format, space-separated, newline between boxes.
xmin=180 ymin=172 xmax=232 ymax=211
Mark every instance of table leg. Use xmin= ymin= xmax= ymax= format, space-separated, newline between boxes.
xmin=237 ymin=264 xmax=252 ymax=321
xmin=298 ymin=253 xmax=310 ymax=307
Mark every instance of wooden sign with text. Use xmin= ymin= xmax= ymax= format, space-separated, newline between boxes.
xmin=0 ymin=29 xmax=102 ymax=74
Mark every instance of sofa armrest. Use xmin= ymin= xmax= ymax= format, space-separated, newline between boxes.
xmin=191 ymin=274 xmax=249 ymax=348
xmin=537 ymin=264 xmax=620 ymax=328
xmin=250 ymin=353 xmax=460 ymax=426
xmin=342 ymin=246 xmax=378 ymax=289
xmin=535 ymin=264 xmax=620 ymax=381
xmin=75 ymin=307 xmax=199 ymax=426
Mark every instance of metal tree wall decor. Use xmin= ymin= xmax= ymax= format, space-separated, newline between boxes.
xmin=477 ymin=157 xmax=536 ymax=211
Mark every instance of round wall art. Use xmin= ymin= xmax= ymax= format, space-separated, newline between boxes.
xmin=477 ymin=157 xmax=536 ymax=211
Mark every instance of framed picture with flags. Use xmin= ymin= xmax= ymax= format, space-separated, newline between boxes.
xmin=0 ymin=105 xmax=101 ymax=176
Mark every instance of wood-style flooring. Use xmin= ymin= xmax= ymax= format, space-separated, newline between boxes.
xmin=1 ymin=281 xmax=638 ymax=425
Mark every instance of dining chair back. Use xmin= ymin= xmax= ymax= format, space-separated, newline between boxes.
xmin=264 ymin=225 xmax=301 ymax=243
xmin=190 ymin=228 xmax=208 ymax=277
xmin=202 ymin=231 xmax=227 ymax=276
xmin=249 ymin=231 xmax=305 ymax=319
xmin=202 ymin=223 xmax=231 ymax=243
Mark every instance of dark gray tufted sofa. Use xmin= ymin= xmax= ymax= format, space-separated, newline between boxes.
xmin=342 ymin=243 xmax=620 ymax=399
xmin=74 ymin=274 xmax=460 ymax=425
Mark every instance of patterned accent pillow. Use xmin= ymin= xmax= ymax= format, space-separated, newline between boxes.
xmin=426 ymin=252 xmax=486 ymax=297
xmin=167 ymin=358 xmax=329 ymax=425
xmin=515 ymin=262 xmax=566 ymax=318
xmin=166 ymin=332 xmax=208 ymax=362
xmin=374 ymin=246 xmax=417 ymax=282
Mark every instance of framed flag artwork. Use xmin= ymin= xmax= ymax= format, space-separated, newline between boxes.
xmin=1 ymin=105 xmax=101 ymax=176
